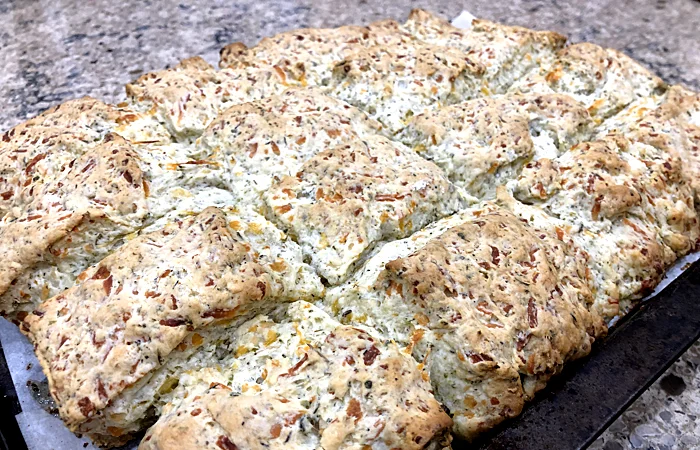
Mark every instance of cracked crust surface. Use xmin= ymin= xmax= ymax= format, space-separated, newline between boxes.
xmin=218 ymin=19 xmax=415 ymax=87
xmin=127 ymin=57 xmax=285 ymax=140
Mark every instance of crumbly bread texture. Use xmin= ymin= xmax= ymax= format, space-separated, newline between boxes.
xmin=4 ymin=7 xmax=700 ymax=449
xmin=139 ymin=301 xmax=452 ymax=450
xmin=397 ymin=93 xmax=593 ymax=198
xmin=326 ymin=203 xmax=605 ymax=438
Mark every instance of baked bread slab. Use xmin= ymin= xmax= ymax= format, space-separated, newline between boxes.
xmin=1 ymin=7 xmax=698 ymax=449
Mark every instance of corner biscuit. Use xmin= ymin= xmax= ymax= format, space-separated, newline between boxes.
xmin=511 ymin=136 xmax=699 ymax=317
xmin=0 ymin=97 xmax=154 ymax=215
xmin=0 ymin=135 xmax=148 ymax=318
xmin=22 ymin=208 xmax=287 ymax=436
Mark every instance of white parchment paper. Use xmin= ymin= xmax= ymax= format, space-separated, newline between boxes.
xmin=0 ymin=10 xmax=697 ymax=450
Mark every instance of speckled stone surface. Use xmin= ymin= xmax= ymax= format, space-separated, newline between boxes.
xmin=0 ymin=0 xmax=699 ymax=448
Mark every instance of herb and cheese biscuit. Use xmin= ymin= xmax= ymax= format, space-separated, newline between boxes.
xmin=22 ymin=207 xmax=322 ymax=444
xmin=139 ymin=301 xmax=452 ymax=450
xmin=397 ymin=93 xmax=593 ymax=198
xmin=510 ymin=43 xmax=666 ymax=120
xmin=510 ymin=136 xmax=699 ymax=317
xmin=127 ymin=57 xmax=286 ymax=140
xmin=195 ymin=88 xmax=383 ymax=207
xmin=599 ymin=85 xmax=700 ymax=203
xmin=0 ymin=97 xmax=166 ymax=217
xmin=264 ymin=134 xmax=466 ymax=284
xmin=328 ymin=39 xmax=485 ymax=134
xmin=0 ymin=131 xmax=229 ymax=318
xmin=218 ymin=18 xmax=417 ymax=86
xmin=403 ymin=9 xmax=567 ymax=95
xmin=326 ymin=204 xmax=604 ymax=439
xmin=0 ymin=134 xmax=149 ymax=318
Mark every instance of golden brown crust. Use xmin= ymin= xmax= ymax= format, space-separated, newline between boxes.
xmin=22 ymin=207 xmax=277 ymax=430
xmin=0 ymin=134 xmax=148 ymax=317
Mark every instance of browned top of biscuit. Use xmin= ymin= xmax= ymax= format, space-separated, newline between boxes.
xmin=23 ymin=207 xmax=276 ymax=429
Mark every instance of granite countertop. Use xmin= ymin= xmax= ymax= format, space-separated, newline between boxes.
xmin=1 ymin=0 xmax=699 ymax=448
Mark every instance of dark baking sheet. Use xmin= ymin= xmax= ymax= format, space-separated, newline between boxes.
xmin=0 ymin=262 xmax=698 ymax=450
